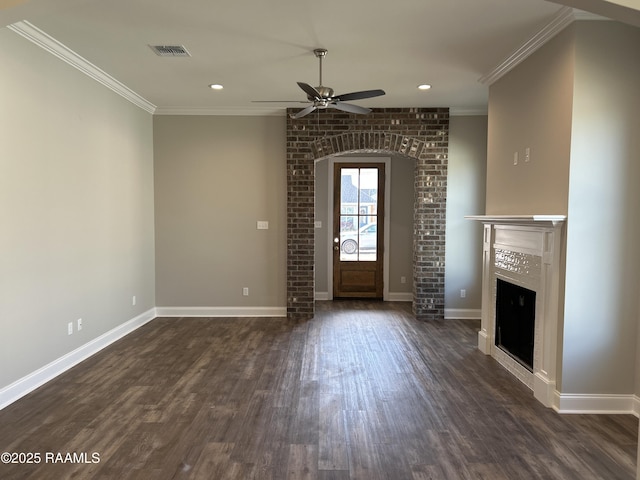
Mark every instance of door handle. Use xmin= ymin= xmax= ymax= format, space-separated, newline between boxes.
xmin=334 ymin=246 xmax=339 ymax=251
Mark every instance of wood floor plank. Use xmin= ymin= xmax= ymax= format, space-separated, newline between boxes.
xmin=286 ymin=444 xmax=318 ymax=480
xmin=190 ymin=442 xmax=247 ymax=480
xmin=0 ymin=301 xmax=637 ymax=479
xmin=318 ymin=394 xmax=349 ymax=471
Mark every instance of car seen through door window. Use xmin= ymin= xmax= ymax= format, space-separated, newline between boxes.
xmin=340 ymin=223 xmax=377 ymax=256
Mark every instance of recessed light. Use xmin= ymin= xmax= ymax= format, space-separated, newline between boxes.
xmin=209 ymin=84 xmax=224 ymax=90
xmin=417 ymin=84 xmax=432 ymax=90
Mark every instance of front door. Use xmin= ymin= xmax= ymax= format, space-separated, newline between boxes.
xmin=333 ymin=163 xmax=385 ymax=298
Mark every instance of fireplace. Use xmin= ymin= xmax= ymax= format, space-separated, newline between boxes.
xmin=466 ymin=215 xmax=565 ymax=408
xmin=495 ymin=279 xmax=536 ymax=371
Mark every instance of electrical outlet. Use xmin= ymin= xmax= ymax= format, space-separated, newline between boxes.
xmin=460 ymin=289 xmax=466 ymax=298
xmin=525 ymin=147 xmax=531 ymax=163
xmin=68 ymin=322 xmax=73 ymax=335
xmin=513 ymin=151 xmax=519 ymax=166
xmin=77 ymin=318 xmax=83 ymax=331
xmin=132 ymin=295 xmax=136 ymax=306
xmin=400 ymin=276 xmax=407 ymax=284
xmin=243 ymin=287 xmax=249 ymax=296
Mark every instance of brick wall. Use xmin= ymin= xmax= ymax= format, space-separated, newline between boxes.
xmin=286 ymin=107 xmax=449 ymax=320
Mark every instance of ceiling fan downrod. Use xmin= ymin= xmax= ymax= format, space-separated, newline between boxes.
xmin=314 ymin=48 xmax=327 ymax=86
xmin=312 ymin=49 xmax=334 ymax=99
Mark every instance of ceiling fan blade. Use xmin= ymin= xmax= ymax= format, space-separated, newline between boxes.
xmin=333 ymin=89 xmax=385 ymax=102
xmin=297 ymin=82 xmax=322 ymax=100
xmin=290 ymin=105 xmax=317 ymax=119
xmin=252 ymin=100 xmax=309 ymax=103
xmin=331 ymin=102 xmax=372 ymax=115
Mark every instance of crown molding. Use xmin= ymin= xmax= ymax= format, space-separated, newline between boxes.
xmin=479 ymin=7 xmax=607 ymax=86
xmin=7 ymin=20 xmax=156 ymax=114
xmin=479 ymin=7 xmax=574 ymax=85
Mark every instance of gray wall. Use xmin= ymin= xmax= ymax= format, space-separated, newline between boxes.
xmin=445 ymin=116 xmax=487 ymax=311
xmin=388 ymin=156 xmax=415 ymax=296
xmin=486 ymin=20 xmax=640 ymax=396
xmin=314 ymin=160 xmax=330 ymax=295
xmin=153 ymin=115 xmax=287 ymax=308
xmin=0 ymin=28 xmax=155 ymax=389
xmin=487 ymin=27 xmax=574 ymax=215
xmin=562 ymin=21 xmax=640 ymax=394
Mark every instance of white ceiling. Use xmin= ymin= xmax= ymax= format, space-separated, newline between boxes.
xmin=1 ymin=0 xmax=637 ymax=115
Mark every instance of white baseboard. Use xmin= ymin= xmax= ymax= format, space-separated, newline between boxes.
xmin=444 ymin=308 xmax=481 ymax=319
xmin=477 ymin=329 xmax=491 ymax=355
xmin=533 ymin=372 xmax=556 ymax=408
xmin=554 ymin=392 xmax=640 ymax=416
xmin=155 ymin=306 xmax=287 ymax=317
xmin=315 ymin=292 xmax=330 ymax=301
xmin=633 ymin=395 xmax=640 ymax=417
xmin=387 ymin=292 xmax=413 ymax=302
xmin=0 ymin=308 xmax=156 ymax=411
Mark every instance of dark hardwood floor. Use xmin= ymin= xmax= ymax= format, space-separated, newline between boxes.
xmin=0 ymin=300 xmax=637 ymax=479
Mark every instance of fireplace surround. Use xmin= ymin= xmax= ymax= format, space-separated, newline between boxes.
xmin=466 ymin=215 xmax=566 ymax=408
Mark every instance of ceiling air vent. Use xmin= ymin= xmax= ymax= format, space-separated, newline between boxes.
xmin=149 ymin=45 xmax=191 ymax=57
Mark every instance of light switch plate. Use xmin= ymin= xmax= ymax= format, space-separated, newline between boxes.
xmin=257 ymin=221 xmax=269 ymax=230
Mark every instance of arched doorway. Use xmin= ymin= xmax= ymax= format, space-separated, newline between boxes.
xmin=286 ymin=109 xmax=449 ymax=321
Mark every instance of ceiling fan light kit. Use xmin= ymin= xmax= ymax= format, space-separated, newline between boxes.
xmin=288 ymin=48 xmax=385 ymax=119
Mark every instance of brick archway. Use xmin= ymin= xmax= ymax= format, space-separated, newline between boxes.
xmin=286 ymin=108 xmax=449 ymax=321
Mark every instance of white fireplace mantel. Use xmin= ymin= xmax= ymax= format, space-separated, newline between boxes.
xmin=466 ymin=214 xmax=566 ymax=409
xmin=465 ymin=214 xmax=566 ymax=227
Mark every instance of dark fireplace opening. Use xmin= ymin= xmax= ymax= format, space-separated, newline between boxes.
xmin=495 ymin=278 xmax=536 ymax=371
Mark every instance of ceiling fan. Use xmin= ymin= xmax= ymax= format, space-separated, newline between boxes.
xmin=256 ymin=49 xmax=385 ymax=119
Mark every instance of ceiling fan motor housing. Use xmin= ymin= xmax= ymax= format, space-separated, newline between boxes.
xmin=290 ymin=48 xmax=385 ymax=119
xmin=308 ymin=85 xmax=334 ymax=101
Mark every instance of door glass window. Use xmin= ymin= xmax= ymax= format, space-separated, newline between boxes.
xmin=339 ymin=167 xmax=378 ymax=261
